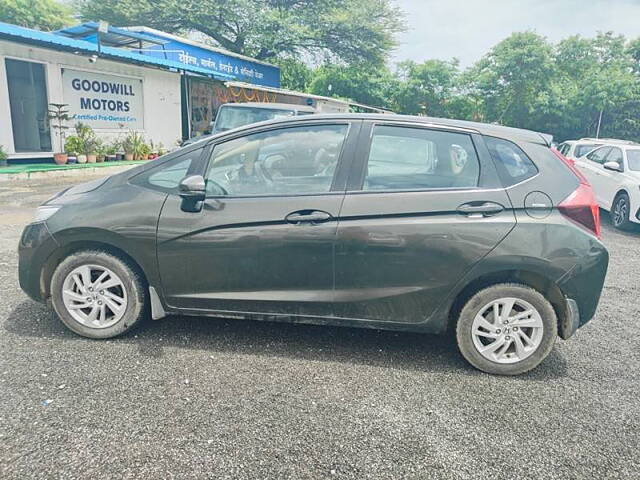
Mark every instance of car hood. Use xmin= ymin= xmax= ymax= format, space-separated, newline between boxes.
xmin=44 ymin=176 xmax=110 ymax=205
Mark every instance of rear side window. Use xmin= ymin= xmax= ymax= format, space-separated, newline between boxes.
xmin=362 ymin=126 xmax=480 ymax=191
xmin=484 ymin=137 xmax=538 ymax=186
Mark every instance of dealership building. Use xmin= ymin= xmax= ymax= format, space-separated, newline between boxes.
xmin=0 ymin=21 xmax=372 ymax=163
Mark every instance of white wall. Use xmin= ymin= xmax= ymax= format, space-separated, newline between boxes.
xmin=0 ymin=40 xmax=182 ymax=158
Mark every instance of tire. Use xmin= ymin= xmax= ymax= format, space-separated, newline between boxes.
xmin=611 ymin=192 xmax=632 ymax=230
xmin=50 ymin=250 xmax=147 ymax=339
xmin=455 ymin=283 xmax=557 ymax=375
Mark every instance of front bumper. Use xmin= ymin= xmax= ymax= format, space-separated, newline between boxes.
xmin=18 ymin=222 xmax=58 ymax=303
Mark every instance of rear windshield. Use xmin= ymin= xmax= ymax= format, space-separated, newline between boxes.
xmin=627 ymin=150 xmax=640 ymax=171
xmin=214 ymin=106 xmax=297 ymax=132
xmin=575 ymin=144 xmax=602 ymax=157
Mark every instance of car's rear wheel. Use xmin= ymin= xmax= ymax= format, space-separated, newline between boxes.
xmin=50 ymin=250 xmax=147 ymax=339
xmin=456 ymin=283 xmax=557 ymax=375
xmin=612 ymin=192 xmax=632 ymax=230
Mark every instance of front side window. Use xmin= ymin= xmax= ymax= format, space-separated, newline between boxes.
xmin=587 ymin=147 xmax=612 ymax=164
xmin=627 ymin=150 xmax=640 ymax=171
xmin=205 ymin=124 xmax=348 ymax=196
xmin=485 ymin=136 xmax=538 ymax=186
xmin=606 ymin=147 xmax=623 ymax=166
xmin=362 ymin=126 xmax=480 ymax=191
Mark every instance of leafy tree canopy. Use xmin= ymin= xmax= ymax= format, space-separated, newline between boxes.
xmin=0 ymin=0 xmax=74 ymax=30
xmin=76 ymin=0 xmax=405 ymax=64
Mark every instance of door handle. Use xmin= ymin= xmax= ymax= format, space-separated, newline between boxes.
xmin=457 ymin=202 xmax=504 ymax=217
xmin=285 ymin=210 xmax=332 ymax=224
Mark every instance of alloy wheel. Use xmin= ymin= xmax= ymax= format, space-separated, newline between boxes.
xmin=613 ymin=197 xmax=628 ymax=227
xmin=61 ymin=265 xmax=128 ymax=328
xmin=471 ymin=297 xmax=544 ymax=364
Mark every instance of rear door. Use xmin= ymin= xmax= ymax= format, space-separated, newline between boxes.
xmin=333 ymin=122 xmax=516 ymax=324
xmin=156 ymin=121 xmax=360 ymax=317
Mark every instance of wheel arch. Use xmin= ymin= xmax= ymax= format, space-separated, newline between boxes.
xmin=40 ymin=237 xmax=150 ymax=301
xmin=447 ymin=268 xmax=567 ymax=335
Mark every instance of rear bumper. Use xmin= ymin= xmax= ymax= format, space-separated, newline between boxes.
xmin=557 ymin=241 xmax=609 ymax=328
xmin=18 ymin=222 xmax=58 ymax=303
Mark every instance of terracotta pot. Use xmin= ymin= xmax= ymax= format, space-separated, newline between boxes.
xmin=142 ymin=153 xmax=149 ymax=160
xmin=124 ymin=153 xmax=134 ymax=161
xmin=97 ymin=155 xmax=105 ymax=163
xmin=77 ymin=154 xmax=87 ymax=164
xmin=87 ymin=154 xmax=97 ymax=163
xmin=53 ymin=153 xmax=68 ymax=165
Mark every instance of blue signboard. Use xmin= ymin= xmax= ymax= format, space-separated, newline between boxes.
xmin=132 ymin=29 xmax=280 ymax=88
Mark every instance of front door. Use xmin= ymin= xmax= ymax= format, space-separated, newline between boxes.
xmin=575 ymin=146 xmax=611 ymax=206
xmin=333 ymin=123 xmax=516 ymax=324
xmin=157 ymin=122 xmax=358 ymax=317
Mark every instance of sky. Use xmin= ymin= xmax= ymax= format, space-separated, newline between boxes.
xmin=392 ymin=0 xmax=640 ymax=67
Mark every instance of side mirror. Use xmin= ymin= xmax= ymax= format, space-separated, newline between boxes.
xmin=603 ymin=161 xmax=622 ymax=172
xmin=179 ymin=175 xmax=206 ymax=212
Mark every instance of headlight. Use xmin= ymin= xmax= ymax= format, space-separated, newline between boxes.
xmin=32 ymin=206 xmax=61 ymax=223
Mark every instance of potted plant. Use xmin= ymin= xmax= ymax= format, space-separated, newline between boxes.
xmin=95 ymin=140 xmax=106 ymax=162
xmin=157 ymin=142 xmax=167 ymax=157
xmin=0 ymin=145 xmax=7 ymax=167
xmin=74 ymin=123 xmax=97 ymax=163
xmin=64 ymin=135 xmax=83 ymax=164
xmin=48 ymin=103 xmax=70 ymax=165
xmin=122 ymin=130 xmax=146 ymax=161
xmin=139 ymin=142 xmax=151 ymax=160
xmin=105 ymin=142 xmax=118 ymax=162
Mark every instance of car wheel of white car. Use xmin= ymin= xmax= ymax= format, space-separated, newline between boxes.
xmin=612 ymin=192 xmax=632 ymax=230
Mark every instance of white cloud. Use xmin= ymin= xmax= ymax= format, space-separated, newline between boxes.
xmin=392 ymin=0 xmax=640 ymax=67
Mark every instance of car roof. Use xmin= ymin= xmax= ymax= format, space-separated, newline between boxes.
xmin=227 ymin=113 xmax=554 ymax=146
xmin=220 ymin=102 xmax=316 ymax=112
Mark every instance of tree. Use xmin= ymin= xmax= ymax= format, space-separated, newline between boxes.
xmin=76 ymin=0 xmax=404 ymax=64
xmin=308 ymin=63 xmax=399 ymax=109
xmin=0 ymin=0 xmax=74 ymax=30
xmin=273 ymin=58 xmax=314 ymax=92
xmin=394 ymin=59 xmax=460 ymax=117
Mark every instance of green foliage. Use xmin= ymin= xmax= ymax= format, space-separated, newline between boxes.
xmin=0 ymin=145 xmax=7 ymax=165
xmin=0 ymin=0 xmax=73 ymax=30
xmin=76 ymin=0 xmax=404 ymax=64
xmin=274 ymin=58 xmax=314 ymax=92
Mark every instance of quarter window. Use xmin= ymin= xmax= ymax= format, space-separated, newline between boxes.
xmin=362 ymin=126 xmax=480 ymax=191
xmin=205 ymin=125 xmax=348 ymax=196
xmin=606 ymin=147 xmax=623 ymax=166
xmin=485 ymin=136 xmax=538 ymax=186
xmin=131 ymin=151 xmax=198 ymax=193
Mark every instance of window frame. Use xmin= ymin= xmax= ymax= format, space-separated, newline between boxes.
xmin=201 ymin=120 xmax=359 ymax=199
xmin=345 ymin=120 xmax=497 ymax=194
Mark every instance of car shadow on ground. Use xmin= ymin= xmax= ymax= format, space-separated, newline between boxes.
xmin=5 ymin=299 xmax=568 ymax=381
xmin=600 ymin=210 xmax=640 ymax=237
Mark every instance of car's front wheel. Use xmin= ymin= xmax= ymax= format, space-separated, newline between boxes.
xmin=50 ymin=250 xmax=147 ymax=339
xmin=612 ymin=192 xmax=632 ymax=230
xmin=456 ymin=283 xmax=557 ymax=375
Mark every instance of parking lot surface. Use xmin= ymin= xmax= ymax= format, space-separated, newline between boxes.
xmin=1 ymin=176 xmax=638 ymax=479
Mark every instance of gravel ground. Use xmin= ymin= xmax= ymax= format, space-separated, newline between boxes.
xmin=1 ymin=175 xmax=638 ymax=479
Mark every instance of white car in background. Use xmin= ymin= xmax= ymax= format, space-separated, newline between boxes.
xmin=574 ymin=143 xmax=640 ymax=229
xmin=557 ymin=139 xmax=604 ymax=161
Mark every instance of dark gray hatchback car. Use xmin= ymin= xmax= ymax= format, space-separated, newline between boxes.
xmin=19 ymin=114 xmax=609 ymax=375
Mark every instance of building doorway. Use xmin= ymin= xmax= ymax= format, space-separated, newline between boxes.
xmin=5 ymin=59 xmax=52 ymax=152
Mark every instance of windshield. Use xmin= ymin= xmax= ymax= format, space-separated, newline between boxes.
xmin=575 ymin=144 xmax=602 ymax=157
xmin=627 ymin=150 xmax=640 ymax=171
xmin=213 ymin=106 xmax=297 ymax=132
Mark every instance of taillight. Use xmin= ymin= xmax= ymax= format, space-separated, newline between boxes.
xmin=552 ymin=148 xmax=601 ymax=238
xmin=558 ymin=184 xmax=601 ymax=238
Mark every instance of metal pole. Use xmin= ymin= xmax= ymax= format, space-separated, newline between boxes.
xmin=596 ymin=109 xmax=603 ymax=138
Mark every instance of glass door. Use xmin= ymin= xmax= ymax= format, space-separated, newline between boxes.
xmin=5 ymin=59 xmax=52 ymax=152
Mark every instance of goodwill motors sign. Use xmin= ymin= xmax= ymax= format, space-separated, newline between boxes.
xmin=62 ymin=69 xmax=144 ymax=129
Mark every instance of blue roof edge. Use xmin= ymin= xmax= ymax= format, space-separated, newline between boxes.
xmin=0 ymin=21 xmax=234 ymax=81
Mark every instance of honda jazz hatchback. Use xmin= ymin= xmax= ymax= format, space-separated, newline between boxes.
xmin=19 ymin=114 xmax=609 ymax=375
